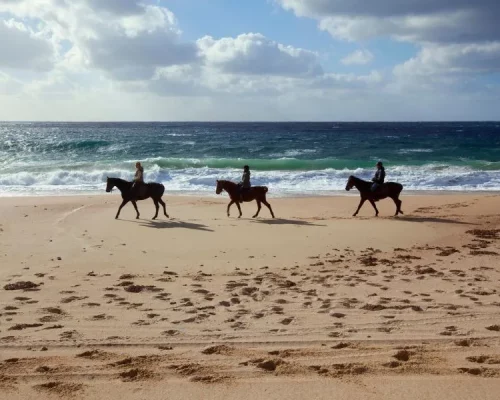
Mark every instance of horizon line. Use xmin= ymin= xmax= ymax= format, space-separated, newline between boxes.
xmin=1 ymin=120 xmax=499 ymax=123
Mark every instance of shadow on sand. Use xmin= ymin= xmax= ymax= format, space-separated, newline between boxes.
xmin=393 ymin=215 xmax=474 ymax=225
xmin=123 ymin=219 xmax=214 ymax=232
xmin=250 ymin=218 xmax=326 ymax=227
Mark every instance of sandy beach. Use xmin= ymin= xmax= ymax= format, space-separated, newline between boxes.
xmin=1 ymin=193 xmax=500 ymax=399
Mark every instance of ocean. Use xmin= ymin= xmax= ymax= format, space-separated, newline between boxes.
xmin=0 ymin=121 xmax=499 ymax=197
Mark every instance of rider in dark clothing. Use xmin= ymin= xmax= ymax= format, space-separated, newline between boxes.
xmin=238 ymin=165 xmax=251 ymax=201
xmin=371 ymin=161 xmax=385 ymax=192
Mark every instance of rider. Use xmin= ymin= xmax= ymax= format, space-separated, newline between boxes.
xmin=131 ymin=161 xmax=144 ymax=198
xmin=371 ymin=161 xmax=385 ymax=192
xmin=238 ymin=165 xmax=251 ymax=201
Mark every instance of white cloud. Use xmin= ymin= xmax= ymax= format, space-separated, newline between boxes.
xmin=0 ymin=19 xmax=55 ymax=71
xmin=0 ymin=0 xmax=497 ymax=120
xmin=0 ymin=1 xmax=198 ymax=80
xmin=277 ymin=0 xmax=500 ymax=95
xmin=84 ymin=0 xmax=144 ymax=16
xmin=0 ymin=71 xmax=23 ymax=94
xmin=341 ymin=49 xmax=374 ymax=65
xmin=395 ymin=42 xmax=500 ymax=77
xmin=277 ymin=1 xmax=500 ymax=44
xmin=197 ymin=33 xmax=322 ymax=77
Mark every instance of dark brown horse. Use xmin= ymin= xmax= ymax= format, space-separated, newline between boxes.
xmin=345 ymin=175 xmax=403 ymax=217
xmin=215 ymin=180 xmax=275 ymax=218
xmin=106 ymin=177 xmax=169 ymax=220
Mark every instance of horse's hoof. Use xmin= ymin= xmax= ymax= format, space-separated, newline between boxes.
xmin=352 ymin=214 xmax=357 ymax=217
xmin=152 ymin=217 xmax=157 ymax=220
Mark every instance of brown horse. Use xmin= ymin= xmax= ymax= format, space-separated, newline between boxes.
xmin=106 ymin=177 xmax=169 ymax=220
xmin=345 ymin=175 xmax=404 ymax=217
xmin=215 ymin=180 xmax=275 ymax=218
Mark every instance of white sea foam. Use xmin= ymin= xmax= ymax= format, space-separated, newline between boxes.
xmin=397 ymin=148 xmax=434 ymax=154
xmin=269 ymin=149 xmax=318 ymax=158
xmin=1 ymin=163 xmax=500 ymax=196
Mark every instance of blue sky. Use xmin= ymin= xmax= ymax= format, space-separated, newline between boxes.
xmin=0 ymin=0 xmax=499 ymax=121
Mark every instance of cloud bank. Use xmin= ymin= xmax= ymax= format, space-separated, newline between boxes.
xmin=0 ymin=0 xmax=498 ymax=120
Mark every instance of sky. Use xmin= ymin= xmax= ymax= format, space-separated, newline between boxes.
xmin=0 ymin=0 xmax=499 ymax=121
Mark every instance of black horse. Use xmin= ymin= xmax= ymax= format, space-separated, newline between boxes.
xmin=345 ymin=175 xmax=404 ymax=217
xmin=105 ymin=177 xmax=169 ymax=220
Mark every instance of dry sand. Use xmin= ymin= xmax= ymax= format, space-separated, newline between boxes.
xmin=1 ymin=193 xmax=500 ymax=399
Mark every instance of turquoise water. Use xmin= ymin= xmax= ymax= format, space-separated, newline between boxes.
xmin=1 ymin=121 xmax=499 ymax=196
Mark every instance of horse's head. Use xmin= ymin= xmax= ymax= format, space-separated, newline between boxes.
xmin=345 ymin=175 xmax=355 ymax=191
xmin=215 ymin=180 xmax=223 ymax=195
xmin=105 ymin=177 xmax=114 ymax=193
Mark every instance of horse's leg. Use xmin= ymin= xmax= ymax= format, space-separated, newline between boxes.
xmin=262 ymin=198 xmax=275 ymax=218
xmin=353 ymin=198 xmax=366 ymax=217
xmin=368 ymin=199 xmax=379 ymax=217
xmin=152 ymin=198 xmax=159 ymax=220
xmin=116 ymin=199 xmax=129 ymax=219
xmin=227 ymin=200 xmax=234 ymax=217
xmin=131 ymin=200 xmax=140 ymax=219
xmin=236 ymin=202 xmax=242 ymax=218
xmin=158 ymin=198 xmax=169 ymax=218
xmin=253 ymin=200 xmax=262 ymax=218
xmin=392 ymin=197 xmax=404 ymax=216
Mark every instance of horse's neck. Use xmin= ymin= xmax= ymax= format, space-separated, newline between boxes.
xmin=114 ymin=179 xmax=131 ymax=192
xmin=354 ymin=177 xmax=370 ymax=190
xmin=223 ymin=181 xmax=238 ymax=192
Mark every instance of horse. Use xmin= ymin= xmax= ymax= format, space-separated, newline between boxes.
xmin=345 ymin=175 xmax=404 ymax=217
xmin=215 ymin=180 xmax=275 ymax=218
xmin=105 ymin=177 xmax=169 ymax=220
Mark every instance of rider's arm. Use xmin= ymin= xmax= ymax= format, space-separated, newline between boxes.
xmin=380 ymin=169 xmax=386 ymax=183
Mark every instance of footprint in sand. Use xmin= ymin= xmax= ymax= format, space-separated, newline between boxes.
xmin=119 ymin=368 xmax=154 ymax=382
xmin=467 ymin=355 xmax=500 ymax=364
xmin=88 ymin=314 xmax=114 ymax=321
xmin=33 ymin=382 xmax=85 ymax=396
xmin=8 ymin=323 xmax=43 ymax=331
xmin=486 ymin=325 xmax=500 ymax=332
xmin=60 ymin=330 xmax=81 ymax=340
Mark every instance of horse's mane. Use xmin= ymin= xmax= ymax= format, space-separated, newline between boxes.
xmin=350 ymin=175 xmax=370 ymax=184
xmin=218 ymin=180 xmax=238 ymax=187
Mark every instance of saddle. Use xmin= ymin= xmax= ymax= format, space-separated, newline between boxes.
xmin=238 ymin=185 xmax=254 ymax=201
xmin=372 ymin=183 xmax=389 ymax=200
xmin=131 ymin=183 xmax=148 ymax=199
